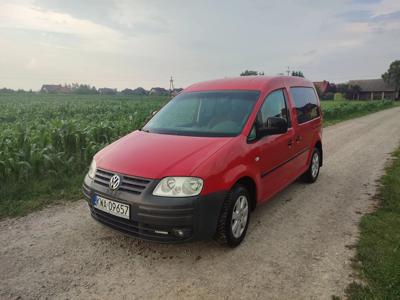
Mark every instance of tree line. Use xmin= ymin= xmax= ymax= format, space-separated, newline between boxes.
xmin=239 ymin=60 xmax=400 ymax=100
xmin=0 ymin=84 xmax=178 ymax=96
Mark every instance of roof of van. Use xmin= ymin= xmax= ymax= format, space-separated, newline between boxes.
xmin=184 ymin=76 xmax=313 ymax=92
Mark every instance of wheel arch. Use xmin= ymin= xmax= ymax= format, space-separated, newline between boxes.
xmin=233 ymin=176 xmax=257 ymax=211
xmin=314 ymin=140 xmax=323 ymax=166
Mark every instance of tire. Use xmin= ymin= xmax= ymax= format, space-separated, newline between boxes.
xmin=214 ymin=185 xmax=250 ymax=247
xmin=301 ymin=147 xmax=321 ymax=183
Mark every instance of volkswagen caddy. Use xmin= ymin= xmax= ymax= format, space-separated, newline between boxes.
xmin=82 ymin=76 xmax=323 ymax=247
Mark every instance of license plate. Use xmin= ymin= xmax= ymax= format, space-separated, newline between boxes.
xmin=93 ymin=195 xmax=130 ymax=219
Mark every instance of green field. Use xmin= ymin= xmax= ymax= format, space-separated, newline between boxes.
xmin=320 ymin=100 xmax=396 ymax=125
xmin=0 ymin=93 xmax=397 ymax=218
xmin=0 ymin=93 xmax=169 ymax=217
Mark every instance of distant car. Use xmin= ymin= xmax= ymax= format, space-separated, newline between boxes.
xmin=83 ymin=76 xmax=323 ymax=247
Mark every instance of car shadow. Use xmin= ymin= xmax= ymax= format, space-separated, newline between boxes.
xmin=87 ymin=175 xmax=325 ymax=265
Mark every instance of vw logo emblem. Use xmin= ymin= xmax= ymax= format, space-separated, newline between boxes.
xmin=109 ymin=174 xmax=121 ymax=190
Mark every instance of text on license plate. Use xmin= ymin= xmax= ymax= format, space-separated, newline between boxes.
xmin=93 ymin=195 xmax=130 ymax=219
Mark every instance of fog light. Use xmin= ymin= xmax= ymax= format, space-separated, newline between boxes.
xmin=154 ymin=230 xmax=169 ymax=235
xmin=172 ymin=228 xmax=191 ymax=238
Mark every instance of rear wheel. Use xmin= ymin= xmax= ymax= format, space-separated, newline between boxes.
xmin=214 ymin=185 xmax=250 ymax=247
xmin=301 ymin=147 xmax=321 ymax=183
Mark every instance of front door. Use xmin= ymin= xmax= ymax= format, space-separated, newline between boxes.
xmin=254 ymin=89 xmax=297 ymax=202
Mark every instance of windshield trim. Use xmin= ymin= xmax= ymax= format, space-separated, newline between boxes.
xmin=141 ymin=128 xmax=239 ymax=138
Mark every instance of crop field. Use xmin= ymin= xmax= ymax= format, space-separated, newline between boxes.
xmin=0 ymin=93 xmax=169 ymax=217
xmin=0 ymin=93 xmax=396 ymax=217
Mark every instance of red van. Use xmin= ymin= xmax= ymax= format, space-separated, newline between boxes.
xmin=83 ymin=76 xmax=322 ymax=247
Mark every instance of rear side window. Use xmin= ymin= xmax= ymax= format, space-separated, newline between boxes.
xmin=290 ymin=87 xmax=320 ymax=124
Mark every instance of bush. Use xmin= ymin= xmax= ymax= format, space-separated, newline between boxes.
xmin=322 ymin=100 xmax=394 ymax=121
xmin=320 ymin=92 xmax=334 ymax=100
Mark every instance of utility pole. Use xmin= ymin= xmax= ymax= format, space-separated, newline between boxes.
xmin=169 ymin=76 xmax=174 ymax=95
xmin=286 ymin=66 xmax=290 ymax=76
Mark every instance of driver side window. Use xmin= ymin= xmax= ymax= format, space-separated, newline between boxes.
xmin=259 ymin=89 xmax=290 ymax=128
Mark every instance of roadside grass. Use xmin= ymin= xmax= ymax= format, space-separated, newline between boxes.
xmin=346 ymin=149 xmax=400 ymax=299
xmin=0 ymin=175 xmax=83 ymax=218
xmin=321 ymin=100 xmax=398 ymax=126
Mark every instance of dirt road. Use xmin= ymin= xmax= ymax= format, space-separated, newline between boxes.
xmin=1 ymin=107 xmax=400 ymax=299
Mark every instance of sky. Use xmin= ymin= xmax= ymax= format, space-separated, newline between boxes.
xmin=0 ymin=0 xmax=399 ymax=90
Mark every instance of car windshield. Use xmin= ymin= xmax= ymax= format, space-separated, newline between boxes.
xmin=142 ymin=91 xmax=260 ymax=137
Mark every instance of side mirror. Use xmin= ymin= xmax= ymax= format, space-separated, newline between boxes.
xmin=257 ymin=117 xmax=288 ymax=138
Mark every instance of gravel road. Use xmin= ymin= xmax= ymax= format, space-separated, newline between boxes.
xmin=1 ymin=107 xmax=400 ymax=300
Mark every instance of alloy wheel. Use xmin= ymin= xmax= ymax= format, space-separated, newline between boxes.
xmin=311 ymin=152 xmax=320 ymax=178
xmin=231 ymin=195 xmax=249 ymax=238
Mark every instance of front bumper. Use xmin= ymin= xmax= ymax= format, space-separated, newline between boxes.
xmin=82 ymin=172 xmax=226 ymax=243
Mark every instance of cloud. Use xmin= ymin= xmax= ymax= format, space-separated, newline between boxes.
xmin=0 ymin=2 xmax=124 ymax=52
xmin=352 ymin=0 xmax=381 ymax=4
xmin=338 ymin=10 xmax=373 ymax=22
xmin=372 ymin=0 xmax=400 ymax=16
xmin=34 ymin=0 xmax=170 ymax=36
xmin=26 ymin=57 xmax=37 ymax=69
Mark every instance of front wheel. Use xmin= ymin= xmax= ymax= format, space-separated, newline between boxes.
xmin=214 ymin=185 xmax=250 ymax=247
xmin=301 ymin=147 xmax=321 ymax=183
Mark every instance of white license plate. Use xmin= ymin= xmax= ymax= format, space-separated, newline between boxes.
xmin=93 ymin=195 xmax=130 ymax=219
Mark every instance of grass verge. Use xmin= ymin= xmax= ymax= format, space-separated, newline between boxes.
xmin=346 ymin=149 xmax=400 ymax=299
xmin=321 ymin=100 xmax=399 ymax=126
xmin=0 ymin=175 xmax=83 ymax=218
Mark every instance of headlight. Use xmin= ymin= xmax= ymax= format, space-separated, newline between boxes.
xmin=153 ymin=177 xmax=203 ymax=197
xmin=88 ymin=160 xmax=97 ymax=179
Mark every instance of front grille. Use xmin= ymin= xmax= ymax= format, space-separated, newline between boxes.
xmin=94 ymin=169 xmax=151 ymax=195
xmin=90 ymin=206 xmax=192 ymax=242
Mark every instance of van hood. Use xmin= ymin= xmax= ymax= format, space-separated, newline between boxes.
xmin=94 ymin=130 xmax=232 ymax=179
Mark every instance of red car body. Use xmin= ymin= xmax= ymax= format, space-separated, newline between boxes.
xmin=83 ymin=76 xmax=322 ymax=245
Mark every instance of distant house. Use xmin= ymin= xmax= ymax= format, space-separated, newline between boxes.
xmin=121 ymin=87 xmax=149 ymax=96
xmin=348 ymin=79 xmax=398 ymax=100
xmin=149 ymin=87 xmax=169 ymax=96
xmin=313 ymin=80 xmax=330 ymax=95
xmin=98 ymin=88 xmax=117 ymax=95
xmin=59 ymin=86 xmax=72 ymax=93
xmin=132 ymin=87 xmax=148 ymax=95
xmin=41 ymin=84 xmax=62 ymax=93
xmin=172 ymin=88 xmax=183 ymax=96
xmin=121 ymin=88 xmax=135 ymax=95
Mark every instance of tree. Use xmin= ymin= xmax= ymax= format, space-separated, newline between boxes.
xmin=72 ymin=84 xmax=98 ymax=95
xmin=382 ymin=60 xmax=400 ymax=99
xmin=314 ymin=85 xmax=322 ymax=97
xmin=0 ymin=88 xmax=15 ymax=93
xmin=336 ymin=83 xmax=348 ymax=94
xmin=291 ymin=71 xmax=304 ymax=78
xmin=320 ymin=92 xmax=334 ymax=100
xmin=240 ymin=70 xmax=264 ymax=76
xmin=326 ymin=83 xmax=337 ymax=94
xmin=121 ymin=88 xmax=135 ymax=95
xmin=346 ymin=85 xmax=361 ymax=100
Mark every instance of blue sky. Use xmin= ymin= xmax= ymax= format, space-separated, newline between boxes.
xmin=0 ymin=0 xmax=399 ymax=90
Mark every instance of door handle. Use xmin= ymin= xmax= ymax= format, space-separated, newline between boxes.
xmin=288 ymin=139 xmax=294 ymax=147
xmin=295 ymin=135 xmax=302 ymax=143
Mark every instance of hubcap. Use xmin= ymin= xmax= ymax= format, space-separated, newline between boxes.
xmin=231 ymin=195 xmax=249 ymax=239
xmin=311 ymin=152 xmax=319 ymax=178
